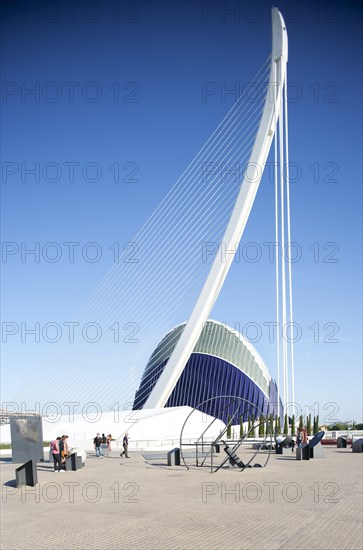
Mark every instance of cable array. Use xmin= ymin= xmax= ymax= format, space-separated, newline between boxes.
xmin=14 ymin=59 xmax=272 ymax=411
xmin=274 ymin=65 xmax=295 ymax=418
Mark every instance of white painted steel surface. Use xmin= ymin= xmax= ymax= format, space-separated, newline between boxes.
xmin=144 ymin=9 xmax=288 ymax=409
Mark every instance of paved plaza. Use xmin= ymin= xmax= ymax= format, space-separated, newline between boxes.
xmin=1 ymin=446 xmax=362 ymax=550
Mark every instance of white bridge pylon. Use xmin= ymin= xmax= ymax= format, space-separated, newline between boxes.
xmin=144 ymin=8 xmax=293 ymax=413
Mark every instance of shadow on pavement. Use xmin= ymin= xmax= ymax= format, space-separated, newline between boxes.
xmin=3 ymin=479 xmax=16 ymax=487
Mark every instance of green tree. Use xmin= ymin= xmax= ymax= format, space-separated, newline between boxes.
xmin=259 ymin=416 xmax=265 ymax=437
xmin=250 ymin=413 xmax=255 ymax=438
xmin=276 ymin=416 xmax=281 ymax=433
xmin=269 ymin=413 xmax=274 ymax=436
xmin=291 ymin=415 xmax=296 ymax=436
xmin=329 ymin=422 xmax=349 ymax=431
xmin=313 ymin=415 xmax=319 ymax=434
xmin=299 ymin=415 xmax=304 ymax=430
xmin=239 ymin=416 xmax=244 ymax=439
xmin=227 ymin=414 xmax=232 ymax=438
xmin=284 ymin=414 xmax=289 ymax=435
xmin=307 ymin=414 xmax=312 ymax=436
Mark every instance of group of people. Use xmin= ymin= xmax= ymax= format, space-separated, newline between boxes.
xmin=93 ymin=432 xmax=129 ymax=460
xmin=93 ymin=433 xmax=112 ymax=458
xmin=51 ymin=432 xmax=129 ymax=468
xmin=50 ymin=435 xmax=69 ymax=472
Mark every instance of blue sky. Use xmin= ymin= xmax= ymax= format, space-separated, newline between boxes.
xmin=1 ymin=1 xmax=362 ymax=423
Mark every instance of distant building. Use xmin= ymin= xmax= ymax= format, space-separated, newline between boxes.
xmin=0 ymin=410 xmax=40 ymax=425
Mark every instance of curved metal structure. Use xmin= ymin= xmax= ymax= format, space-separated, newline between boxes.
xmin=144 ymin=9 xmax=288 ymax=410
xmin=179 ymin=395 xmax=273 ymax=473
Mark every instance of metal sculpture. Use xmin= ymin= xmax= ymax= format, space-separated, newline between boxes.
xmin=179 ymin=395 xmax=273 ymax=473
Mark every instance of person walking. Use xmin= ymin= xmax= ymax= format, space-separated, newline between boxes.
xmin=107 ymin=434 xmax=112 ymax=451
xmin=94 ymin=433 xmax=104 ymax=459
xmin=50 ymin=437 xmax=63 ymax=473
xmin=120 ymin=433 xmax=129 ymax=458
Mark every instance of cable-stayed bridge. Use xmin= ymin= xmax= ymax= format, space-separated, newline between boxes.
xmin=11 ymin=8 xmax=295 ymax=419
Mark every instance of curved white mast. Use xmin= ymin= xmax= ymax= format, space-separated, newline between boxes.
xmin=144 ymin=8 xmax=288 ymax=409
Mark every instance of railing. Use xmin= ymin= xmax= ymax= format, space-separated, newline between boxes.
xmin=116 ymin=435 xmax=265 ymax=450
xmin=116 ymin=430 xmax=363 ymax=451
xmin=112 ymin=436 xmax=220 ymax=450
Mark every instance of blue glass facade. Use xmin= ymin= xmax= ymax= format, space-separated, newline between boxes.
xmin=133 ymin=321 xmax=282 ymax=423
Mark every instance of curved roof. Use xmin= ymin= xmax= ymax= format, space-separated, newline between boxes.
xmin=141 ymin=319 xmax=270 ymax=396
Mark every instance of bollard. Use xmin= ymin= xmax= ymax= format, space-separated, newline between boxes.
xmin=167 ymin=448 xmax=181 ymax=466
xmin=15 ymin=460 xmax=38 ymax=487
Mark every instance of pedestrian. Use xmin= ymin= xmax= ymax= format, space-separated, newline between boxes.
xmin=59 ymin=436 xmax=65 ymax=469
xmin=50 ymin=437 xmax=63 ymax=473
xmin=62 ymin=435 xmax=69 ymax=457
xmin=296 ymin=430 xmax=302 ymax=447
xmin=107 ymin=434 xmax=112 ymax=451
xmin=60 ymin=435 xmax=69 ymax=469
xmin=120 ymin=433 xmax=129 ymax=458
xmin=93 ymin=433 xmax=104 ymax=459
xmin=101 ymin=433 xmax=107 ymax=444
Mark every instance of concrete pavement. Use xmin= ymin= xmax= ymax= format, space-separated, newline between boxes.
xmin=1 ymin=446 xmax=362 ymax=549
